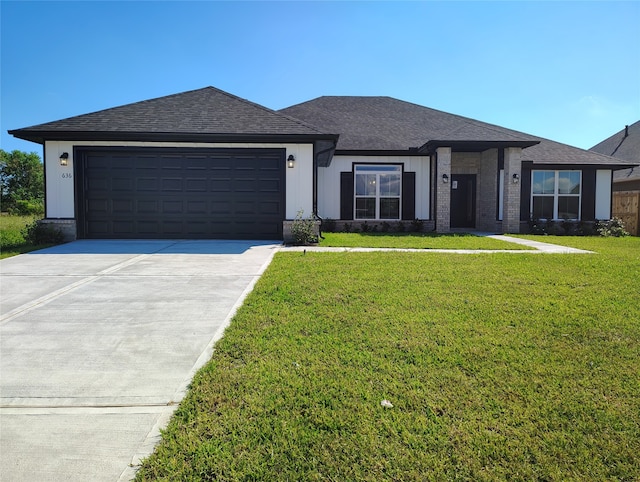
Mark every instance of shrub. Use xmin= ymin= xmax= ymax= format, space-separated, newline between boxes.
xmin=395 ymin=221 xmax=405 ymax=232
xmin=8 ymin=199 xmax=44 ymax=216
xmin=528 ymin=218 xmax=547 ymax=235
xmin=342 ymin=222 xmax=352 ymax=233
xmin=577 ymin=221 xmax=596 ymax=236
xmin=380 ymin=221 xmax=391 ymax=233
xmin=596 ymin=218 xmax=629 ymax=237
xmin=290 ymin=210 xmax=318 ymax=245
xmin=21 ymin=220 xmax=64 ymax=245
xmin=360 ymin=221 xmax=371 ymax=233
xmin=410 ymin=218 xmax=424 ymax=232
xmin=322 ymin=218 xmax=336 ymax=232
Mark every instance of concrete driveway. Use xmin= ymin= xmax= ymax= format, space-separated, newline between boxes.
xmin=0 ymin=240 xmax=280 ymax=482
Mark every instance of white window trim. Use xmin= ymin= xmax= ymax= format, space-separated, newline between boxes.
xmin=531 ymin=170 xmax=582 ymax=220
xmin=354 ymin=164 xmax=402 ymax=220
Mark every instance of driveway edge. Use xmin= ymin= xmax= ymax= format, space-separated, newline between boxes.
xmin=117 ymin=245 xmax=280 ymax=482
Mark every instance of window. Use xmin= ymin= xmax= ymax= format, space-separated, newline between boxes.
xmin=354 ymin=165 xmax=401 ymax=219
xmin=531 ymin=170 xmax=581 ymax=220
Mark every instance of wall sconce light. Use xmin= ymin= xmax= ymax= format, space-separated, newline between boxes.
xmin=442 ymin=173 xmax=449 ymax=183
xmin=512 ymin=173 xmax=520 ymax=184
xmin=59 ymin=152 xmax=69 ymax=166
xmin=287 ymin=154 xmax=295 ymax=168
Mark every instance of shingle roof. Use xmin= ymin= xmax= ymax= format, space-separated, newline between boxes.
xmin=9 ymin=86 xmax=333 ymax=144
xmin=280 ymin=96 xmax=637 ymax=167
xmin=589 ymin=121 xmax=640 ymax=182
xmin=280 ymin=96 xmax=537 ymax=151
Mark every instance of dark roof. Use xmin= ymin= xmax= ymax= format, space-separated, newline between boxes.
xmin=589 ymin=121 xmax=640 ymax=183
xmin=281 ymin=96 xmax=637 ymax=168
xmin=280 ymin=96 xmax=538 ymax=151
xmin=9 ymin=86 xmax=335 ymax=144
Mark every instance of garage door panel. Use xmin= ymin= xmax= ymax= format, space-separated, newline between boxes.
xmin=186 ymin=179 xmax=207 ymax=191
xmin=87 ymin=199 xmax=108 ymax=214
xmin=161 ymin=178 xmax=183 ymax=191
xmin=137 ymin=200 xmax=159 ymax=213
xmin=112 ymin=199 xmax=133 ymax=214
xmin=210 ymin=179 xmax=232 ymax=192
xmin=137 ymin=178 xmax=159 ymax=191
xmin=186 ymin=201 xmax=207 ymax=214
xmin=80 ymin=148 xmax=285 ymax=239
xmin=113 ymin=221 xmax=136 ymax=235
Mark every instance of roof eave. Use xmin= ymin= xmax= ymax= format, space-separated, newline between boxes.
xmin=334 ymin=149 xmax=425 ymax=157
xmin=418 ymin=139 xmax=540 ymax=154
xmin=8 ymin=130 xmax=339 ymax=145
xmin=526 ymin=161 xmax=640 ymax=170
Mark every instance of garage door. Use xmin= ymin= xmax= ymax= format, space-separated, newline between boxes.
xmin=76 ymin=148 xmax=286 ymax=239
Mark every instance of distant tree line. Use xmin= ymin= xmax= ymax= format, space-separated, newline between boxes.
xmin=0 ymin=149 xmax=44 ymax=215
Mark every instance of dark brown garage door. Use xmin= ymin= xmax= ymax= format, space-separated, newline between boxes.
xmin=76 ymin=148 xmax=285 ymax=239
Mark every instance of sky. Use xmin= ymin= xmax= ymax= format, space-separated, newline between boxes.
xmin=1 ymin=1 xmax=639 ymax=156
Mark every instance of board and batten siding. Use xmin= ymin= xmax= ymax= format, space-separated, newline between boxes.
xmin=317 ymin=155 xmax=431 ymax=220
xmin=595 ymin=169 xmax=612 ymax=220
xmin=44 ymin=140 xmax=314 ymax=220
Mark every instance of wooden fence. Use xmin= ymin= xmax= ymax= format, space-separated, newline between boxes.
xmin=613 ymin=191 xmax=640 ymax=236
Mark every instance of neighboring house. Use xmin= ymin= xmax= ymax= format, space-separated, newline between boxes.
xmin=590 ymin=121 xmax=640 ymax=235
xmin=9 ymin=86 xmax=638 ymax=241
xmin=590 ymin=121 xmax=640 ymax=192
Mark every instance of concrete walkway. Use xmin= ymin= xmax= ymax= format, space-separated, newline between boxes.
xmin=281 ymin=234 xmax=593 ymax=254
xmin=0 ymin=240 xmax=280 ymax=482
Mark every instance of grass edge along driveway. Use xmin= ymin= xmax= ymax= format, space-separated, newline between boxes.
xmin=136 ymin=236 xmax=639 ymax=481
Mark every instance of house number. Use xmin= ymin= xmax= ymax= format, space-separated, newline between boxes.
xmin=62 ymin=173 xmax=73 ymax=179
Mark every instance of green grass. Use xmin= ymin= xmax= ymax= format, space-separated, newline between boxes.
xmin=136 ymin=237 xmax=640 ymax=481
xmin=0 ymin=215 xmax=52 ymax=259
xmin=319 ymin=232 xmax=533 ymax=249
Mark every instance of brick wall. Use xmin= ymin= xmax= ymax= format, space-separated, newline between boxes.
xmin=435 ymin=147 xmax=451 ymax=233
xmin=502 ymin=148 xmax=522 ymax=233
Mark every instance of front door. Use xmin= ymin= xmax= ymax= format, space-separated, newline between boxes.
xmin=450 ymin=174 xmax=476 ymax=228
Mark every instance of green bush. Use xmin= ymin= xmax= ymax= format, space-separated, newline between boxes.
xmin=8 ymin=199 xmax=44 ymax=216
xmin=21 ymin=220 xmax=64 ymax=245
xmin=290 ymin=210 xmax=318 ymax=245
xmin=596 ymin=217 xmax=629 ymax=237
xmin=0 ymin=226 xmax=26 ymax=249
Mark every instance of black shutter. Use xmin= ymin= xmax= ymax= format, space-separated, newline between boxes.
xmin=581 ymin=169 xmax=596 ymax=221
xmin=520 ymin=163 xmax=532 ymax=221
xmin=402 ymin=172 xmax=416 ymax=220
xmin=340 ymin=172 xmax=354 ymax=220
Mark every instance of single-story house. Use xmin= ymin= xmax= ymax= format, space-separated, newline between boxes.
xmin=9 ymin=86 xmax=639 ymax=241
xmin=590 ymin=120 xmax=640 ymax=235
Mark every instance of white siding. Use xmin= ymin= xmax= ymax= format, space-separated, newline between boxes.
xmin=317 ymin=155 xmax=431 ymax=219
xmin=44 ymin=140 xmax=314 ymax=220
xmin=595 ymin=169 xmax=612 ymax=220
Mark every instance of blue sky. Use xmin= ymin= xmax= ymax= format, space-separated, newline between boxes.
xmin=2 ymin=1 xmax=639 ymax=155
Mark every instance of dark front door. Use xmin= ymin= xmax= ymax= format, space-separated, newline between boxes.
xmin=450 ymin=174 xmax=476 ymax=228
xmin=76 ymin=148 xmax=286 ymax=240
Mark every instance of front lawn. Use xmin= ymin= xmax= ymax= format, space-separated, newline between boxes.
xmin=136 ymin=237 xmax=640 ymax=481
xmin=319 ymin=232 xmax=533 ymax=250
xmin=0 ymin=215 xmax=53 ymax=259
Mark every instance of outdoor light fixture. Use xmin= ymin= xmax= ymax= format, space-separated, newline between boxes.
xmin=59 ymin=152 xmax=69 ymax=166
xmin=287 ymin=154 xmax=295 ymax=168
xmin=442 ymin=173 xmax=449 ymax=183
xmin=512 ymin=173 xmax=520 ymax=183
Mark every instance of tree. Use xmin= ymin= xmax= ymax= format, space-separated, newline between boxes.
xmin=0 ymin=149 xmax=44 ymax=214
